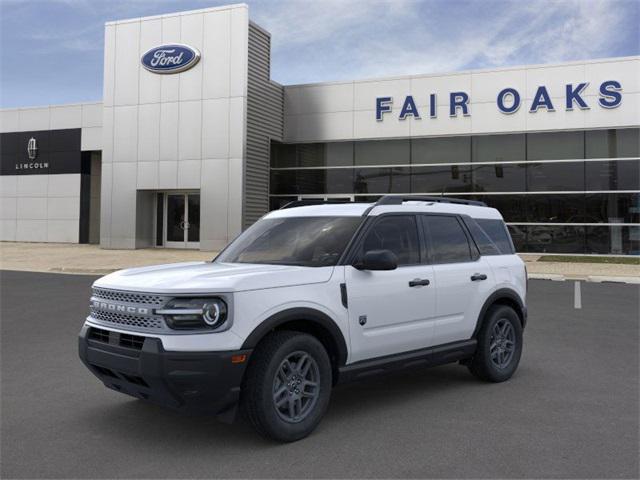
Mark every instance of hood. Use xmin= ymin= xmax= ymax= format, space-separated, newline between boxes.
xmin=93 ymin=261 xmax=335 ymax=294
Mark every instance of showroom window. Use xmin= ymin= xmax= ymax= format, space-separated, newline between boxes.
xmin=527 ymin=131 xmax=584 ymax=160
xmin=472 ymin=134 xmax=526 ymax=163
xmin=355 ymin=139 xmax=409 ymax=166
xmin=411 ymin=136 xmax=471 ymax=164
xmin=585 ymin=128 xmax=640 ymax=158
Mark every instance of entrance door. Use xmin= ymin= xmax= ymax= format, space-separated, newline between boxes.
xmin=164 ymin=193 xmax=200 ymax=249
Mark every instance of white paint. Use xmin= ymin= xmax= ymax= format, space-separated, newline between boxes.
xmin=574 ymin=281 xmax=582 ymax=309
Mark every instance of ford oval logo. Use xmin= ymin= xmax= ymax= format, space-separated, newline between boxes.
xmin=141 ymin=44 xmax=201 ymax=74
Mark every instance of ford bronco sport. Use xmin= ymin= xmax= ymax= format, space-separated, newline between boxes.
xmin=79 ymin=195 xmax=527 ymax=442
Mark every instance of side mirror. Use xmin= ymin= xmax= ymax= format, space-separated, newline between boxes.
xmin=354 ymin=249 xmax=398 ymax=271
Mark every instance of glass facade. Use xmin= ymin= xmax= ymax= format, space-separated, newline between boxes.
xmin=269 ymin=128 xmax=640 ymax=255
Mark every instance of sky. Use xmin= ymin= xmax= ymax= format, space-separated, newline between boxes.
xmin=0 ymin=0 xmax=638 ymax=108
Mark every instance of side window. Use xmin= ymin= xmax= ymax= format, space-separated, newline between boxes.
xmin=476 ymin=219 xmax=515 ymax=254
xmin=360 ymin=215 xmax=420 ymax=266
xmin=463 ymin=217 xmax=501 ymax=256
xmin=423 ymin=215 xmax=473 ymax=264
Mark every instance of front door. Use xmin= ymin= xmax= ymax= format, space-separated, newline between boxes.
xmin=345 ymin=214 xmax=437 ymax=363
xmin=164 ymin=193 xmax=200 ymax=249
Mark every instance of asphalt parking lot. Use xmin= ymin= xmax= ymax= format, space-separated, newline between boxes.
xmin=1 ymin=270 xmax=638 ymax=479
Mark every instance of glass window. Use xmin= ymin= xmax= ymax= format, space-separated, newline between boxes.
xmin=462 ymin=218 xmax=501 ymax=256
xmin=354 ymin=167 xmax=410 ymax=194
xmin=269 ymin=196 xmax=297 ymax=211
xmin=527 ymin=162 xmax=585 ymax=191
xmin=472 ymin=134 xmax=525 ymax=163
xmin=360 ymin=215 xmax=420 ymax=265
xmin=355 ymin=139 xmax=409 ymax=166
xmin=412 ymin=136 xmax=470 ymax=164
xmin=526 ymin=194 xmax=585 ymax=222
xmin=476 ymin=219 xmax=515 ymax=254
xmin=585 ymin=128 xmax=640 ymax=158
xmin=527 ymin=131 xmax=584 ymax=160
xmin=411 ymin=165 xmax=472 ymax=193
xmin=217 ymin=216 xmax=362 ymax=267
xmin=297 ymin=144 xmax=326 ymax=167
xmin=270 ymin=170 xmax=355 ymax=195
xmin=585 ymin=193 xmax=640 ymax=224
xmin=585 ymin=160 xmax=640 ymax=191
xmin=472 ymin=195 xmax=528 ymax=222
xmin=586 ymin=226 xmax=640 ymax=255
xmin=472 ymin=163 xmax=526 ymax=192
xmin=271 ymin=142 xmax=296 ymax=168
xmin=423 ymin=215 xmax=472 ymax=263
xmin=520 ymin=225 xmax=586 ymax=254
xmin=326 ymin=142 xmax=354 ymax=166
xmin=270 ymin=170 xmax=298 ymax=195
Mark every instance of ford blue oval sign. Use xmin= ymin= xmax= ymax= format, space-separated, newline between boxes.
xmin=141 ymin=44 xmax=201 ymax=74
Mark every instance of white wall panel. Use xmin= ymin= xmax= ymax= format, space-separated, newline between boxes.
xmin=114 ymin=21 xmax=141 ymax=106
xmin=113 ymin=106 xmax=138 ymax=162
xmin=103 ymin=25 xmax=116 ymax=107
xmin=47 ymin=220 xmax=79 ymax=243
xmin=0 ymin=176 xmax=18 ymax=197
xmin=228 ymin=96 xmax=245 ymax=158
xmin=138 ymin=18 xmax=162 ymax=105
xmin=159 ymin=102 xmax=179 ymax=161
xmin=525 ymin=64 xmax=585 ymax=100
xmin=16 ymin=220 xmax=47 ymax=242
xmin=47 ymin=197 xmax=80 ymax=220
xmin=0 ymin=220 xmax=17 ymax=241
xmin=202 ymin=9 xmax=231 ymax=99
xmin=136 ymin=161 xmax=159 ymax=189
xmin=18 ymin=108 xmax=50 ymax=131
xmin=472 ymin=69 xmax=526 ymax=104
xmin=586 ymin=59 xmax=640 ymax=94
xmin=17 ymin=197 xmax=47 ymax=219
xmin=81 ymin=126 xmax=102 ymax=151
xmin=17 ymin=175 xmax=48 ymax=197
xmin=137 ymin=103 xmax=161 ymax=161
xmin=0 ymin=197 xmax=17 ymax=219
xmin=160 ymin=16 xmax=181 ymax=103
xmin=177 ymin=159 xmax=201 ymax=188
xmin=285 ymin=83 xmax=353 ymax=115
xmin=47 ymin=174 xmax=80 ymax=197
xmin=202 ymin=98 xmax=230 ymax=158
xmin=179 ymin=14 xmax=204 ymax=102
xmin=158 ymin=161 xmax=178 ymax=189
xmin=200 ymin=158 xmax=228 ymax=249
xmin=229 ymin=7 xmax=248 ymax=98
xmin=178 ymin=101 xmax=202 ymax=160
xmin=411 ymin=74 xmax=472 ymax=108
xmin=81 ymin=103 xmax=103 ymax=127
xmin=354 ymin=78 xmax=411 ymax=111
xmin=0 ymin=109 xmax=19 ymax=132
xmin=50 ymin=105 xmax=82 ymax=129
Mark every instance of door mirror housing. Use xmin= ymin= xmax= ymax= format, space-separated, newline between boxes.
xmin=354 ymin=249 xmax=398 ymax=271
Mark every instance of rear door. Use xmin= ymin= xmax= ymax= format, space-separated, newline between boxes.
xmin=345 ymin=214 xmax=436 ymax=363
xmin=421 ymin=214 xmax=495 ymax=345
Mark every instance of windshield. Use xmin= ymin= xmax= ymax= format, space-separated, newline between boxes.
xmin=216 ymin=216 xmax=362 ymax=267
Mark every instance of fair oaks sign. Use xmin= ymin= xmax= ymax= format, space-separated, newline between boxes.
xmin=141 ymin=44 xmax=201 ymax=74
xmin=376 ymin=80 xmax=623 ymax=121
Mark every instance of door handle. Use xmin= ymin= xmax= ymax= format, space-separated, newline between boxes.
xmin=471 ymin=273 xmax=487 ymax=281
xmin=409 ymin=278 xmax=430 ymax=287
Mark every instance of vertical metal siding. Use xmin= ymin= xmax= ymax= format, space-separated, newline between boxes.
xmin=244 ymin=23 xmax=284 ymax=228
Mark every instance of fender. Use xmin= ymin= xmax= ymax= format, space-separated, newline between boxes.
xmin=472 ymin=288 xmax=527 ymax=338
xmin=241 ymin=307 xmax=348 ymax=366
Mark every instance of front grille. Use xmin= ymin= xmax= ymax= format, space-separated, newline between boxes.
xmin=88 ymin=327 xmax=110 ymax=343
xmin=92 ymin=288 xmax=166 ymax=306
xmin=120 ymin=333 xmax=145 ymax=350
xmin=90 ymin=308 xmax=165 ymax=330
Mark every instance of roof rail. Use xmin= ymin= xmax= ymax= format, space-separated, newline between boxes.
xmin=372 ymin=195 xmax=487 ymax=208
xmin=279 ymin=199 xmax=354 ymax=209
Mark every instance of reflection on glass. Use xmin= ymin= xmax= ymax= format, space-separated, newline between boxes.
xmin=472 ymin=134 xmax=525 ymax=162
xmin=411 ymin=165 xmax=472 ymax=193
xmin=412 ymin=137 xmax=471 ymax=164
xmin=166 ymin=195 xmax=185 ymax=243
xmin=586 ymin=226 xmax=640 ymax=255
xmin=527 ymin=131 xmax=584 ymax=160
xmin=472 ymin=164 xmax=526 ymax=192
xmin=585 ymin=160 xmax=640 ymax=190
xmin=585 ymin=128 xmax=640 ymax=158
xmin=527 ymin=162 xmax=585 ymax=191
xmin=354 ymin=168 xmax=410 ymax=194
xmin=188 ymin=194 xmax=200 ymax=242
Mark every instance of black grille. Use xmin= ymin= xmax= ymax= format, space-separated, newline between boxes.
xmin=90 ymin=308 xmax=164 ymax=330
xmin=119 ymin=333 xmax=145 ymax=350
xmin=90 ymin=364 xmax=117 ymax=378
xmin=92 ymin=288 xmax=166 ymax=306
xmin=88 ymin=327 xmax=110 ymax=343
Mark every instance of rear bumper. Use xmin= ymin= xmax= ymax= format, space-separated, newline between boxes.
xmin=78 ymin=325 xmax=251 ymax=417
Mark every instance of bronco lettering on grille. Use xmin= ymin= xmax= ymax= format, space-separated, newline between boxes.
xmin=91 ymin=300 xmax=149 ymax=315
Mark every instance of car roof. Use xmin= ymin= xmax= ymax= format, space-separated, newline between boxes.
xmin=265 ymin=201 xmax=504 ymax=220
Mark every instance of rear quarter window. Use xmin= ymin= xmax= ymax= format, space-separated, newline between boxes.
xmin=475 ymin=218 xmax=516 ymax=254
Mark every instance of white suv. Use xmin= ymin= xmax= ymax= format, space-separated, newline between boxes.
xmin=79 ymin=196 xmax=527 ymax=442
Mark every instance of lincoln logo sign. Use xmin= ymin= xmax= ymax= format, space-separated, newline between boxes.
xmin=376 ymin=80 xmax=623 ymax=120
xmin=141 ymin=44 xmax=200 ymax=74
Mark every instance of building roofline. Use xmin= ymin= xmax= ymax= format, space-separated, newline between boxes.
xmin=281 ymin=55 xmax=640 ymax=89
xmin=104 ymin=2 xmax=248 ymax=26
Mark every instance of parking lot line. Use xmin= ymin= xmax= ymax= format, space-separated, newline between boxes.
xmin=574 ymin=280 xmax=582 ymax=309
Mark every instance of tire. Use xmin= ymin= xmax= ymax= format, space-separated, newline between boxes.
xmin=241 ymin=331 xmax=332 ymax=442
xmin=468 ymin=305 xmax=523 ymax=382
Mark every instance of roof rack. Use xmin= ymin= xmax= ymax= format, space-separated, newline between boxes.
xmin=279 ymin=199 xmax=354 ymax=209
xmin=371 ymin=195 xmax=487 ymax=208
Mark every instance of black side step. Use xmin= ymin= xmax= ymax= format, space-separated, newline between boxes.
xmin=337 ymin=339 xmax=477 ymax=383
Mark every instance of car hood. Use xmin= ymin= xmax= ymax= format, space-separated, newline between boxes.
xmin=93 ymin=261 xmax=335 ymax=294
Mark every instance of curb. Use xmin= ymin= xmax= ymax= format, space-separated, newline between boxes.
xmin=528 ymin=273 xmax=640 ymax=284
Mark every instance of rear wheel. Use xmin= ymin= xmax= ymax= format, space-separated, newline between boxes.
xmin=242 ymin=331 xmax=332 ymax=442
xmin=468 ymin=305 xmax=523 ymax=382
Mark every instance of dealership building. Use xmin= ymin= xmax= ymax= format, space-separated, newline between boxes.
xmin=1 ymin=3 xmax=638 ymax=254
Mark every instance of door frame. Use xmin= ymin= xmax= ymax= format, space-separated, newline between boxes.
xmin=160 ymin=191 xmax=200 ymax=249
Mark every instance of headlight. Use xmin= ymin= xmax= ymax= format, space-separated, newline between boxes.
xmin=157 ymin=297 xmax=229 ymax=331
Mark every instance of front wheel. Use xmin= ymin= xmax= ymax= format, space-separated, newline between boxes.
xmin=468 ymin=305 xmax=523 ymax=382
xmin=242 ymin=331 xmax=332 ymax=442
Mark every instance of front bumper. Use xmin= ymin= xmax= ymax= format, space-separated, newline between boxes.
xmin=78 ymin=324 xmax=252 ymax=417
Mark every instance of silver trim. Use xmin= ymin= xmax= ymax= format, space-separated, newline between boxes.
xmin=270 ymin=191 xmax=640 ymax=197
xmin=270 ymin=157 xmax=640 ymax=171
